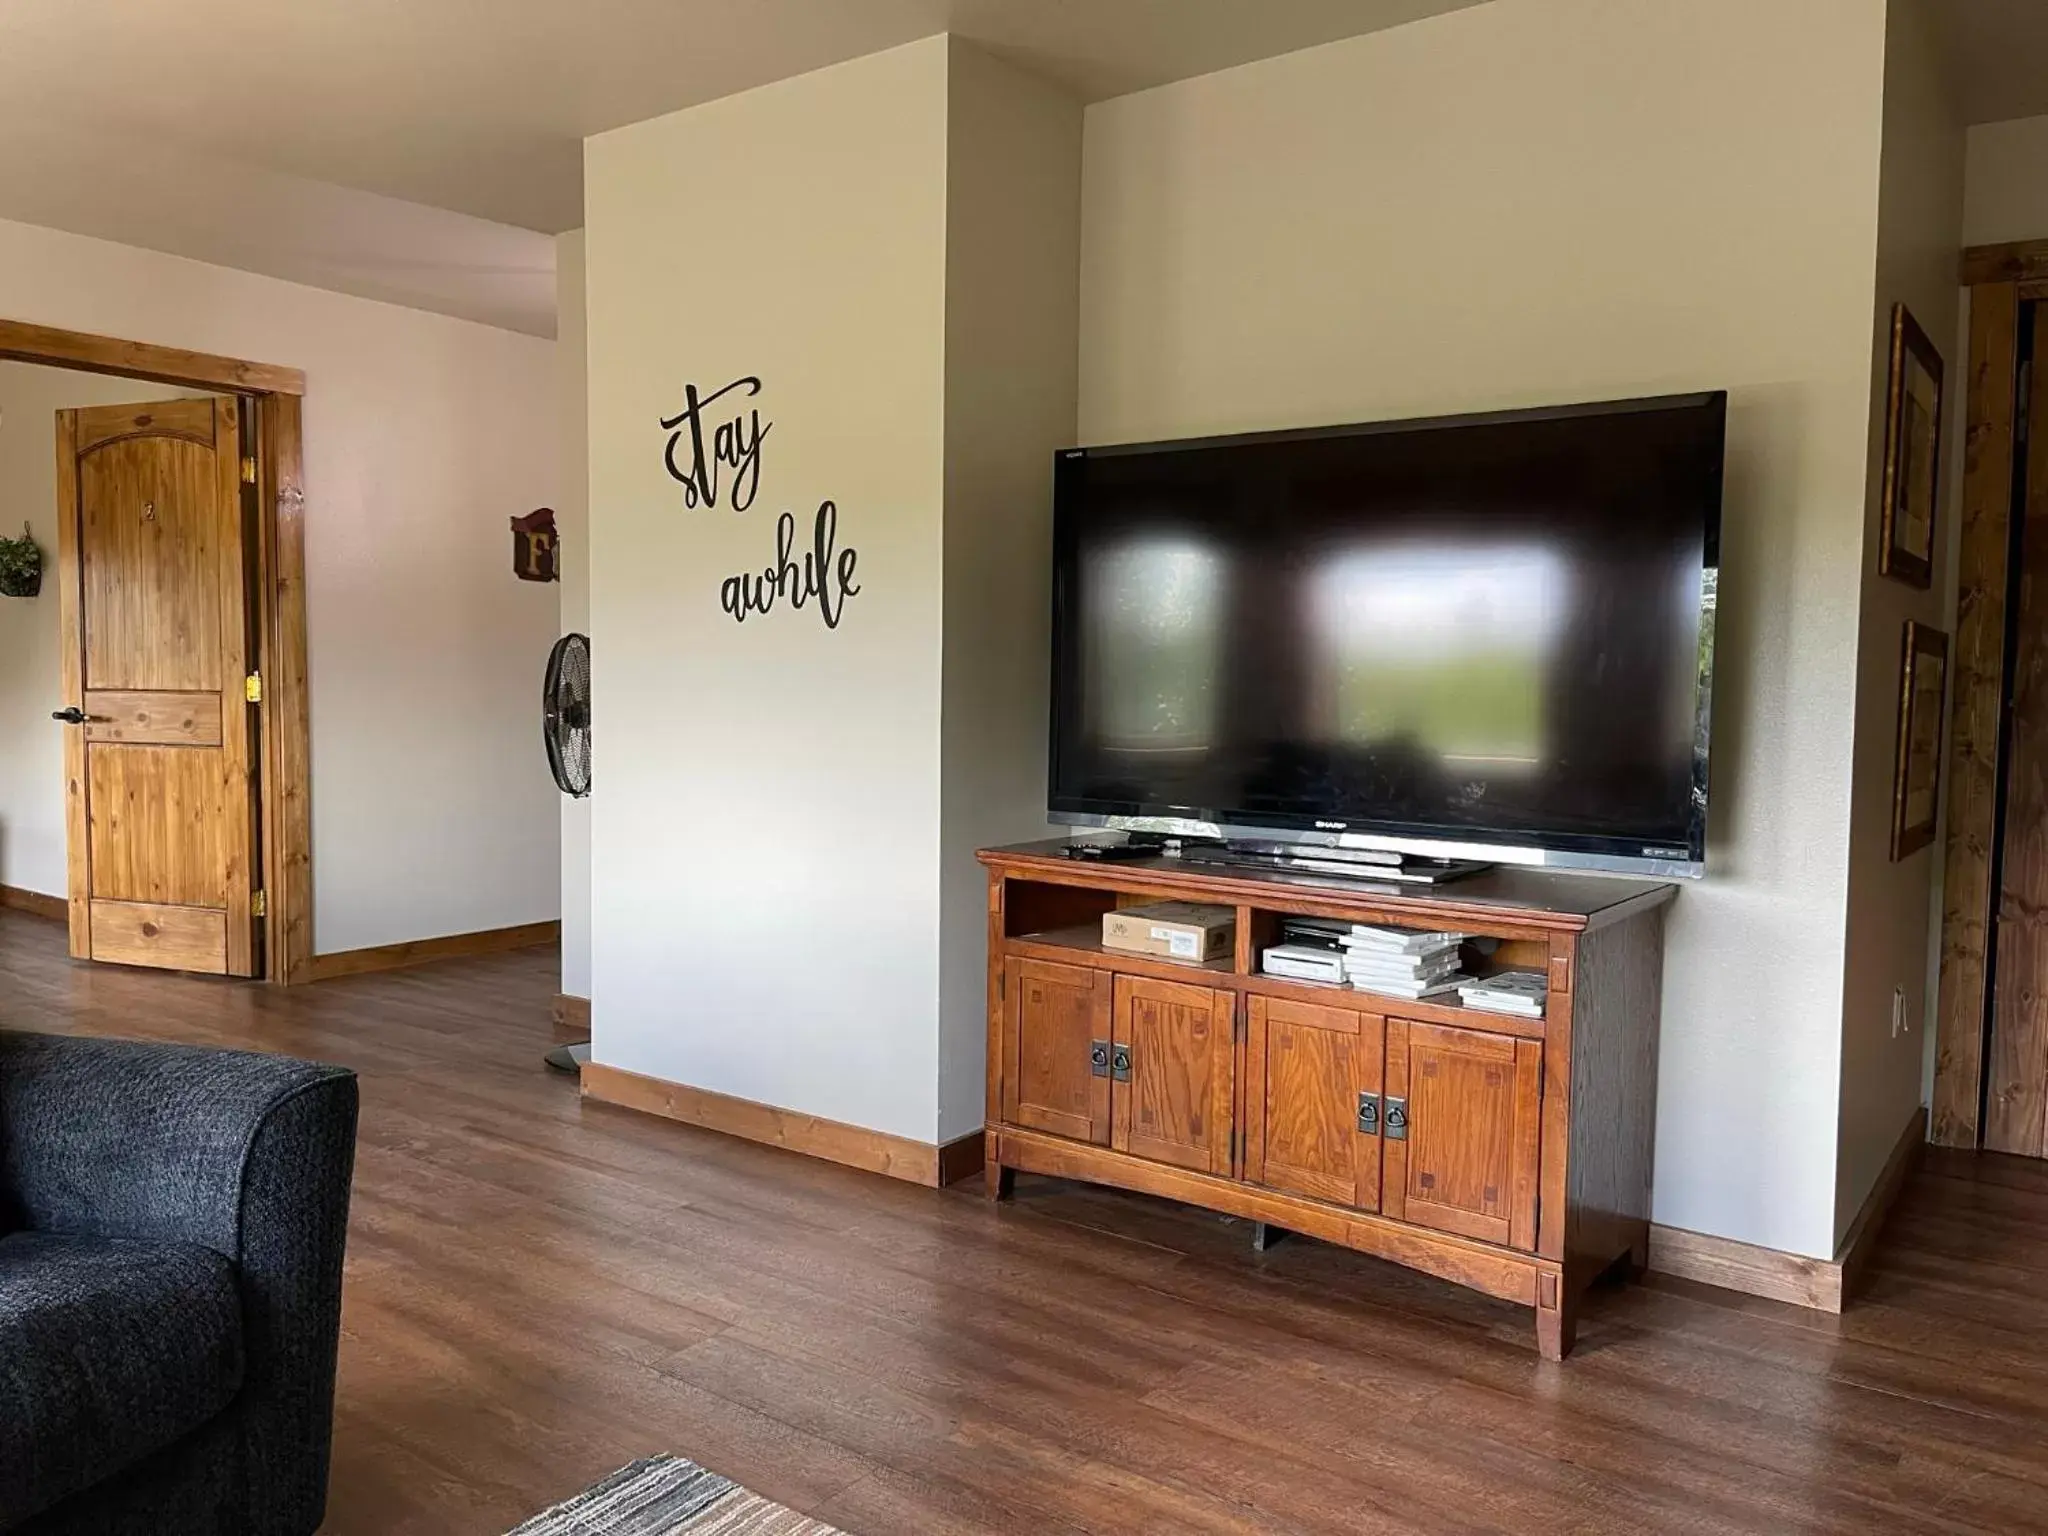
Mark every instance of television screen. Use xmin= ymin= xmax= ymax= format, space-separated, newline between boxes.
xmin=1048 ymin=393 xmax=1724 ymax=872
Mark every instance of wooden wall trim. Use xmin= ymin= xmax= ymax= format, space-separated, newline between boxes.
xmin=938 ymin=1130 xmax=987 ymax=1187
xmin=1836 ymin=1107 xmax=1927 ymax=1305
xmin=0 ymin=316 xmax=305 ymax=396
xmin=0 ymin=885 xmax=68 ymax=922
xmin=1932 ymin=281 xmax=2023 ymax=1147
xmin=1649 ymin=1107 xmax=1925 ymax=1313
xmin=1648 ymin=1224 xmax=1839 ymax=1310
xmin=582 ymin=1061 xmax=971 ymax=1189
xmin=1961 ymin=240 xmax=2048 ymax=287
xmin=551 ymin=993 xmax=591 ymax=1036
xmin=259 ymin=395 xmax=314 ymax=985
xmin=305 ymin=920 xmax=560 ymax=983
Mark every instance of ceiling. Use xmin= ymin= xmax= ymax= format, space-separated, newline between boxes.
xmin=0 ymin=0 xmax=1488 ymax=236
xmin=3 ymin=0 xmax=2046 ymax=339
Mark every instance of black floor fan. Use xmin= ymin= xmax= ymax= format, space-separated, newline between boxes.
xmin=542 ymin=633 xmax=592 ymax=1075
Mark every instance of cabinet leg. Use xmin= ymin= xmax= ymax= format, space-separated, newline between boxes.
xmin=1252 ymin=1222 xmax=1289 ymax=1252
xmin=985 ymin=1161 xmax=1015 ymax=1202
xmin=1536 ymin=1282 xmax=1577 ymax=1361
xmin=1628 ymin=1225 xmax=1651 ymax=1278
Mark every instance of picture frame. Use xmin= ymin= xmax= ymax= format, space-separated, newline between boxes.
xmin=1891 ymin=620 xmax=1949 ymax=860
xmin=1878 ymin=303 xmax=1944 ymax=588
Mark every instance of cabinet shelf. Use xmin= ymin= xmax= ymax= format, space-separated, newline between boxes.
xmin=1011 ymin=923 xmax=1547 ymax=1040
xmin=1011 ymin=924 xmax=1235 ymax=981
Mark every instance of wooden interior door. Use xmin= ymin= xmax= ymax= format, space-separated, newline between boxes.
xmin=1382 ymin=1018 xmax=1542 ymax=1249
xmin=1990 ymin=302 xmax=2048 ymax=1156
xmin=1110 ymin=976 xmax=1234 ymax=1175
xmin=1003 ymin=957 xmax=1113 ymax=1144
xmin=54 ymin=397 xmax=260 ymax=977
xmin=1243 ymin=995 xmax=1385 ymax=1210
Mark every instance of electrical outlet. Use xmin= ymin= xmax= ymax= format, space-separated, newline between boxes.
xmin=1891 ymin=985 xmax=1907 ymax=1038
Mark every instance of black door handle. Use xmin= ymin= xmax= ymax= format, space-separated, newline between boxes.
xmin=51 ymin=707 xmax=86 ymax=724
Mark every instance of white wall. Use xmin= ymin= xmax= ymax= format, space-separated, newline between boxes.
xmin=1835 ymin=0 xmax=1964 ymax=1241
xmin=1076 ymin=0 xmax=1891 ymax=1257
xmin=557 ymin=229 xmax=592 ymax=1002
xmin=937 ymin=43 xmax=1083 ymax=1142
xmin=586 ymin=38 xmax=1079 ymax=1145
xmin=587 ymin=40 xmax=953 ymax=1141
xmin=1962 ymin=113 xmax=2048 ymax=247
xmin=0 ymin=215 xmax=562 ymax=954
xmin=0 ymin=364 xmax=208 ymax=896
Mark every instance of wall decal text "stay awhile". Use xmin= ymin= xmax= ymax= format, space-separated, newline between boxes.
xmin=660 ymin=374 xmax=862 ymax=630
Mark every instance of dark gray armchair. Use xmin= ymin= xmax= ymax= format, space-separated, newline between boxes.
xmin=0 ymin=1032 xmax=359 ymax=1536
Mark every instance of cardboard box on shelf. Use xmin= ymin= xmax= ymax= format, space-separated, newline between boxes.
xmin=1102 ymin=901 xmax=1235 ymax=963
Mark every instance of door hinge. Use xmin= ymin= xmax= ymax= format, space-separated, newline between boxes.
xmin=252 ymin=890 xmax=267 ymax=917
xmin=240 ymin=455 xmax=257 ymax=485
xmin=245 ymin=673 xmax=262 ymax=704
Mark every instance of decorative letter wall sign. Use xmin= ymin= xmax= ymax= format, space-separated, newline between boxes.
xmin=510 ymin=507 xmax=559 ymax=583
xmin=661 ymin=375 xmax=862 ymax=631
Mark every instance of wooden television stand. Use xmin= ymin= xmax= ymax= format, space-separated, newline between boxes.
xmin=977 ymin=840 xmax=1675 ymax=1360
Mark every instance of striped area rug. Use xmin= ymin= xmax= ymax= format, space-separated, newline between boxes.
xmin=507 ymin=1456 xmax=846 ymax=1535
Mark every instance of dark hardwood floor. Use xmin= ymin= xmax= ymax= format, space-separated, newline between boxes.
xmin=4 ymin=907 xmax=2047 ymax=1534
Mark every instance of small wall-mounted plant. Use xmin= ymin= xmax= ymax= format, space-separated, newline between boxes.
xmin=0 ymin=524 xmax=43 ymax=599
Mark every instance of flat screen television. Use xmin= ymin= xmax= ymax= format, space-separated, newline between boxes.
xmin=1048 ymin=392 xmax=1724 ymax=877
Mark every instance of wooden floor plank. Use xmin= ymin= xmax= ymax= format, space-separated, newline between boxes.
xmin=3 ymin=907 xmax=2047 ymax=1535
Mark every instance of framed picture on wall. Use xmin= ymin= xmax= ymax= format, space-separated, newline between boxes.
xmin=1879 ymin=303 xmax=1944 ymax=588
xmin=1891 ymin=620 xmax=1949 ymax=860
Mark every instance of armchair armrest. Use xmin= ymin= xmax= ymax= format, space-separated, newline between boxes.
xmin=0 ymin=1030 xmax=359 ymax=1534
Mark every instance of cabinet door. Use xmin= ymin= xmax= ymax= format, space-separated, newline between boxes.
xmin=1382 ymin=1018 xmax=1542 ymax=1250
xmin=1002 ymin=958 xmax=1112 ymax=1145
xmin=1111 ymin=976 xmax=1235 ymax=1175
xmin=1244 ymin=996 xmax=1385 ymax=1211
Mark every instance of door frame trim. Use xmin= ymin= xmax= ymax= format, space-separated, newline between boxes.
xmin=13 ymin=316 xmax=314 ymax=985
xmin=1932 ymin=263 xmax=2027 ymax=1145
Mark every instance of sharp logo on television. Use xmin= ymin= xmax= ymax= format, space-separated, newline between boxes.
xmin=1315 ymin=821 xmax=1348 ymax=831
xmin=659 ymin=373 xmax=863 ymax=631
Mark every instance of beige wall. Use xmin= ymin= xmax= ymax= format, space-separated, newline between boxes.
xmin=1836 ymin=0 xmax=1965 ymax=1243
xmin=1076 ymin=0 xmax=1891 ymax=1256
xmin=0 ymin=364 xmax=212 ymax=897
xmin=585 ymin=37 xmax=1081 ymax=1143
xmin=0 ymin=215 xmax=562 ymax=953
xmin=1963 ymin=113 xmax=2048 ymax=246
xmin=587 ymin=39 xmax=954 ymax=1139
xmin=938 ymin=41 xmax=1083 ymax=1141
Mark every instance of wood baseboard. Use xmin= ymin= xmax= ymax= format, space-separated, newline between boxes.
xmin=581 ymin=1061 xmax=978 ymax=1190
xmin=1834 ymin=1104 xmax=1928 ymax=1304
xmin=1648 ymin=1106 xmax=1926 ymax=1313
xmin=938 ymin=1127 xmax=986 ymax=1187
xmin=1647 ymin=1224 xmax=1839 ymax=1310
xmin=305 ymin=920 xmax=560 ymax=983
xmin=551 ymin=993 xmax=591 ymax=1037
xmin=0 ymin=885 xmax=67 ymax=922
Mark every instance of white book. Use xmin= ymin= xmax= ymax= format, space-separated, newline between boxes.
xmin=1345 ymin=951 xmax=1464 ymax=981
xmin=1461 ymin=996 xmax=1544 ymax=1017
xmin=1458 ymin=970 xmax=1547 ymax=1001
xmin=1351 ymin=975 xmax=1464 ymax=1001
xmin=1341 ymin=925 xmax=1467 ymax=955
